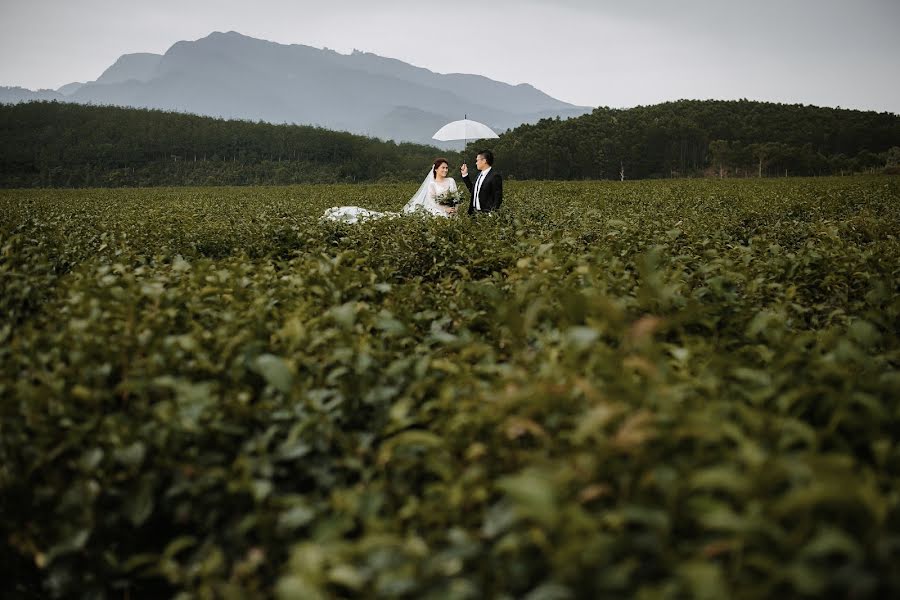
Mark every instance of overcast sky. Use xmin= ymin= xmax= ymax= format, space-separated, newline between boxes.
xmin=2 ymin=0 xmax=898 ymax=113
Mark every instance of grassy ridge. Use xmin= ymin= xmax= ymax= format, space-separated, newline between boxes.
xmin=2 ymin=177 xmax=899 ymax=598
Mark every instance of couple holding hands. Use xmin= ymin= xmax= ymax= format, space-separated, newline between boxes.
xmin=323 ymin=150 xmax=502 ymax=224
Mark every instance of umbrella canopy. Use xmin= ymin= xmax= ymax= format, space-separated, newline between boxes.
xmin=432 ymin=118 xmax=499 ymax=142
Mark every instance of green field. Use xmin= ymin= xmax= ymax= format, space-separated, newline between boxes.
xmin=2 ymin=177 xmax=899 ymax=598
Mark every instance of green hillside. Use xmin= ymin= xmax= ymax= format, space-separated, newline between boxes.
xmin=494 ymin=100 xmax=900 ymax=180
xmin=0 ymin=102 xmax=452 ymax=188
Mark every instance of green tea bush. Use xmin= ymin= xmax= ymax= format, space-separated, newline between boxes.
xmin=2 ymin=177 xmax=899 ymax=598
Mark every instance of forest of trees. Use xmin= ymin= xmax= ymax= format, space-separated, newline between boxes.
xmin=1 ymin=99 xmax=898 ymax=188
xmin=0 ymin=102 xmax=454 ymax=188
xmin=494 ymin=100 xmax=900 ymax=180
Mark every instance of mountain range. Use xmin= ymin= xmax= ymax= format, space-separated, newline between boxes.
xmin=0 ymin=31 xmax=591 ymax=146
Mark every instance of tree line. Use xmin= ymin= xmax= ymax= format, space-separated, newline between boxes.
xmin=1 ymin=99 xmax=898 ymax=188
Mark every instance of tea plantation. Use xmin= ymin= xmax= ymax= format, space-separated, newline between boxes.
xmin=2 ymin=177 xmax=899 ymax=598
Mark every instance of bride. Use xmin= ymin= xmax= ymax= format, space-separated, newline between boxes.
xmin=322 ymin=158 xmax=460 ymax=223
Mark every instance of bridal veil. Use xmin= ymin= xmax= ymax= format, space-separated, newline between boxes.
xmin=321 ymin=168 xmax=434 ymax=224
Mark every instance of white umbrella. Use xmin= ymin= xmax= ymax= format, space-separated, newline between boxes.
xmin=432 ymin=117 xmax=499 ymax=143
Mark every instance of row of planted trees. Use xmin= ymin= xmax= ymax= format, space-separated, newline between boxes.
xmin=706 ymin=140 xmax=899 ymax=178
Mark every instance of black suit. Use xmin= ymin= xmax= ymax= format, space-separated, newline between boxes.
xmin=462 ymin=168 xmax=503 ymax=215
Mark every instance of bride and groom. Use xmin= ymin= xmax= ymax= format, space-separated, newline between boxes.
xmin=322 ymin=150 xmax=503 ymax=223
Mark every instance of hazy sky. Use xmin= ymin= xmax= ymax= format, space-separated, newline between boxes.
xmin=2 ymin=0 xmax=898 ymax=113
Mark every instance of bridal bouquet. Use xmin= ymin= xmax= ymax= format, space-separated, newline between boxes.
xmin=436 ymin=188 xmax=463 ymax=206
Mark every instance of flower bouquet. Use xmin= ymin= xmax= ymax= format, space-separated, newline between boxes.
xmin=436 ymin=188 xmax=464 ymax=207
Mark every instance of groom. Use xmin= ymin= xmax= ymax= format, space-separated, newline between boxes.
xmin=461 ymin=149 xmax=503 ymax=215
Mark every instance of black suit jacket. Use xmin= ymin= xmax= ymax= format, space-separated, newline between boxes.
xmin=462 ymin=169 xmax=503 ymax=215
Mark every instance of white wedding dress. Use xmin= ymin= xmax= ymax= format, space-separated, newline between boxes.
xmin=322 ymin=169 xmax=458 ymax=224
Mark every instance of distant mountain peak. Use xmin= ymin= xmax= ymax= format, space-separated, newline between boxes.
xmin=2 ymin=31 xmax=592 ymax=144
xmin=57 ymin=82 xmax=85 ymax=96
xmin=96 ymin=53 xmax=162 ymax=84
xmin=212 ymin=30 xmax=251 ymax=39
